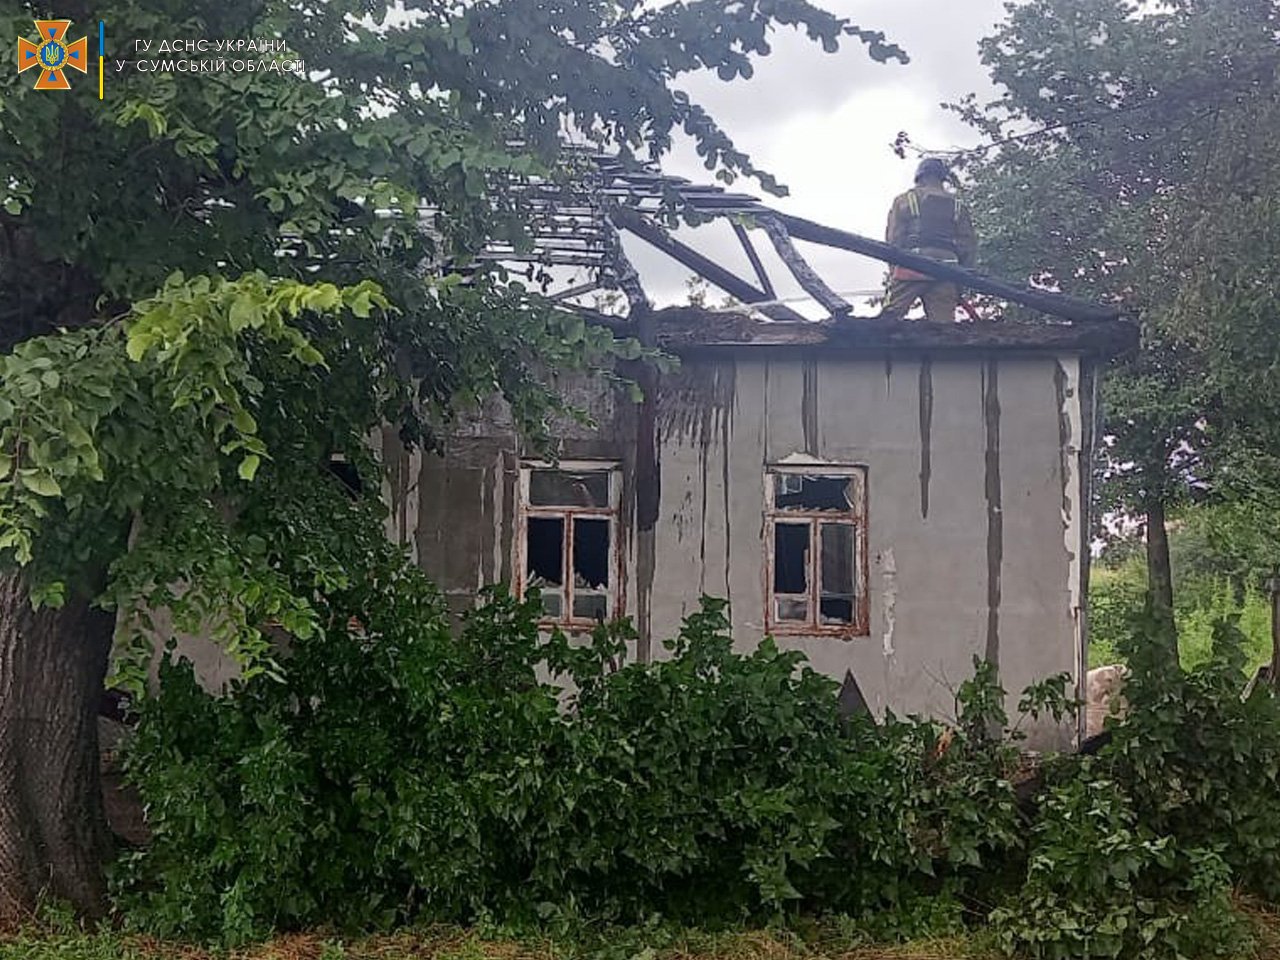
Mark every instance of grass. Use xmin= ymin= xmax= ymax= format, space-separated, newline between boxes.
xmin=5 ymin=906 xmax=1280 ymax=960
xmin=0 ymin=928 xmax=997 ymax=960
xmin=0 ymin=926 xmax=986 ymax=960
xmin=1088 ymin=565 xmax=1275 ymax=675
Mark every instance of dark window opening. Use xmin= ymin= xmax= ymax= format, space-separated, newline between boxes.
xmin=574 ymin=594 xmax=608 ymax=621
xmin=572 ymin=518 xmax=610 ymax=622
xmin=526 ymin=516 xmax=564 ymax=617
xmin=774 ymin=522 xmax=809 ymax=594
xmin=521 ymin=465 xmax=619 ymax=624
xmin=819 ymin=524 xmax=855 ymax=625
xmin=573 ymin=518 xmax=609 ymax=588
xmin=326 ymin=456 xmax=363 ymax=497
xmin=820 ymin=597 xmax=854 ymax=623
xmin=766 ymin=467 xmax=866 ymax=634
xmin=774 ymin=474 xmax=853 ymax=512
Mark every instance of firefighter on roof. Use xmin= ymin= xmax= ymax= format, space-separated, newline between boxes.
xmin=880 ymin=157 xmax=977 ymax=323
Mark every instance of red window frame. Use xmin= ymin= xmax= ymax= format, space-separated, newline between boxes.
xmin=515 ymin=461 xmax=622 ymax=630
xmin=764 ymin=465 xmax=869 ymax=638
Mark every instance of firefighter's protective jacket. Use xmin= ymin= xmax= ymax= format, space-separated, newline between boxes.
xmin=885 ymin=183 xmax=977 ymax=268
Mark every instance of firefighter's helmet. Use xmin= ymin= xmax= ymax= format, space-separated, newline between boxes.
xmin=914 ymin=157 xmax=950 ymax=184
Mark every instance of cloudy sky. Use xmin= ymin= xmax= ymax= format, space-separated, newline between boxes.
xmin=612 ymin=0 xmax=1011 ymax=316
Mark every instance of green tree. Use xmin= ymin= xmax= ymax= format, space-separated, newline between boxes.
xmin=0 ymin=0 xmax=903 ymax=920
xmin=953 ymin=0 xmax=1280 ymax=644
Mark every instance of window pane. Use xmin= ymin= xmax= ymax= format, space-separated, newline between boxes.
xmin=820 ymin=523 xmax=855 ymax=594
xmin=773 ymin=522 xmax=810 ymax=594
xmin=819 ymin=598 xmax=853 ymax=624
xmin=819 ymin=523 xmax=855 ymax=625
xmin=776 ymin=597 xmax=809 ymax=622
xmin=530 ymin=469 xmax=610 ymax=507
xmin=526 ymin=516 xmax=564 ymax=615
xmin=774 ymin=473 xmax=854 ymax=512
xmin=573 ymin=518 xmax=610 ymax=589
xmin=573 ymin=592 xmax=609 ymax=622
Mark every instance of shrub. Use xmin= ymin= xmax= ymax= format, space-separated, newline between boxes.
xmin=115 ymin=534 xmax=1280 ymax=956
xmin=1088 ymin=558 xmax=1272 ymax=676
xmin=989 ymin=764 xmax=1247 ymax=960
xmin=1106 ymin=616 xmax=1280 ymax=902
xmin=1177 ymin=581 xmax=1272 ymax=673
xmin=115 ymin=576 xmax=1022 ymax=943
xmin=117 ymin=522 xmax=1039 ymax=952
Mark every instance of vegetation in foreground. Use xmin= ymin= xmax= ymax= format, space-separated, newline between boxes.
xmin=93 ymin=493 xmax=1280 ymax=960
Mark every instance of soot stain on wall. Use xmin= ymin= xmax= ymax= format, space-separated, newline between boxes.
xmin=1054 ymin=361 xmax=1074 ymax=536
xmin=918 ymin=359 xmax=933 ymax=520
xmin=802 ymin=359 xmax=819 ymax=456
xmin=983 ymin=360 xmax=1003 ymax=667
xmin=721 ymin=368 xmax=735 ymax=602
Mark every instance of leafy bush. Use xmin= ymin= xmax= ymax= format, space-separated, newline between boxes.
xmin=990 ymin=611 xmax=1280 ymax=958
xmin=990 ymin=765 xmax=1246 ymax=960
xmin=1106 ymin=617 xmax=1280 ymax=902
xmin=1177 ymin=582 xmax=1272 ymax=673
xmin=116 ymin=569 xmax=1021 ymax=943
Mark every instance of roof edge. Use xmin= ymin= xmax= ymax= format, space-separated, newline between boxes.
xmin=651 ymin=307 xmax=1140 ymax=359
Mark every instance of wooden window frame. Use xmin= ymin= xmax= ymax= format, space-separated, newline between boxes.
xmin=516 ymin=460 xmax=623 ymax=629
xmin=764 ymin=464 xmax=869 ymax=638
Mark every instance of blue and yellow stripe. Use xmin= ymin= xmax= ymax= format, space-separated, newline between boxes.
xmin=97 ymin=20 xmax=103 ymax=99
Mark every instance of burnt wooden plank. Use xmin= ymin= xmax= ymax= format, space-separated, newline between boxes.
xmin=769 ymin=212 xmax=1122 ymax=323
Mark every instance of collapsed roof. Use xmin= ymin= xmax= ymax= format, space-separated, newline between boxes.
xmin=477 ymin=151 xmax=1127 ymax=333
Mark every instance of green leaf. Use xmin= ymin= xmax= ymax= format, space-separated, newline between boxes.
xmin=29 ymin=580 xmax=66 ymax=610
xmin=20 ymin=472 xmax=62 ymax=497
xmin=238 ymin=454 xmax=261 ymax=481
xmin=348 ymin=290 xmax=373 ymax=318
xmin=232 ymin=408 xmax=258 ymax=434
xmin=229 ymin=295 xmax=264 ymax=332
xmin=125 ymin=333 xmax=150 ymax=362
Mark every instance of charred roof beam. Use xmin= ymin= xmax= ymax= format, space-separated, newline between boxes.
xmin=757 ymin=216 xmax=851 ymax=317
xmin=764 ymin=211 xmax=1120 ymax=324
xmin=612 ymin=208 xmax=807 ymax=323
xmin=732 ymin=222 xmax=776 ymax=299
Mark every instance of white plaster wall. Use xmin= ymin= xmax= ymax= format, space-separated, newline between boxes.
xmin=647 ymin=354 xmax=1083 ymax=748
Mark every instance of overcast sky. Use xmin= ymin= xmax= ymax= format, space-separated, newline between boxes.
xmin=612 ymin=0 xmax=1010 ymax=316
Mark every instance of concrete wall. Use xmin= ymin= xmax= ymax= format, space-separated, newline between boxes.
xmin=388 ymin=351 xmax=1096 ymax=748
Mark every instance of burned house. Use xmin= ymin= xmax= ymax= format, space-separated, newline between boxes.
xmin=376 ymin=158 xmax=1137 ymax=749
xmin=140 ymin=159 xmax=1134 ymax=747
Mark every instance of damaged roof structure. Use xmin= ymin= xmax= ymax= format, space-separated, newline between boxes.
xmin=400 ymin=154 xmax=1138 ymax=751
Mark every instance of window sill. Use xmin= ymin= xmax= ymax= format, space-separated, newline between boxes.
xmin=536 ymin=618 xmax=612 ymax=633
xmin=768 ymin=624 xmax=870 ymax=640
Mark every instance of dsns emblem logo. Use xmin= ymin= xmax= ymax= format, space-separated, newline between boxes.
xmin=17 ymin=20 xmax=88 ymax=90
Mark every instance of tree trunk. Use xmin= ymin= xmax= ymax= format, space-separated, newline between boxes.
xmin=1144 ymin=498 xmax=1178 ymax=651
xmin=0 ymin=569 xmax=115 ymax=922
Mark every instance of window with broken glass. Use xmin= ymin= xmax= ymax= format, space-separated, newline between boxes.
xmin=765 ymin=467 xmax=867 ymax=636
xmin=518 ymin=463 xmax=620 ymax=626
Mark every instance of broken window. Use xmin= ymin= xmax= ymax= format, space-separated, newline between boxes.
xmin=519 ymin=463 xmax=619 ymax=625
xmin=766 ymin=467 xmax=867 ymax=635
